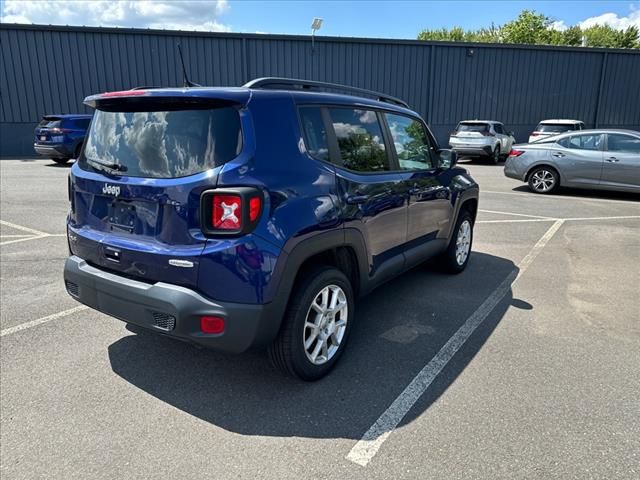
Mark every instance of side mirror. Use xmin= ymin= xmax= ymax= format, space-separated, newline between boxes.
xmin=438 ymin=149 xmax=458 ymax=169
xmin=509 ymin=131 xmax=515 ymax=137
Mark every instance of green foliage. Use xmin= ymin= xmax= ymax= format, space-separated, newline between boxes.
xmin=417 ymin=9 xmax=640 ymax=49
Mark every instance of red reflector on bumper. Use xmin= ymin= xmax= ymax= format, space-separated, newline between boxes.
xmin=200 ymin=316 xmax=225 ymax=334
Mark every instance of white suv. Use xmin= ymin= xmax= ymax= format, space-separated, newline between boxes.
xmin=529 ymin=119 xmax=585 ymax=143
xmin=449 ymin=120 xmax=515 ymax=164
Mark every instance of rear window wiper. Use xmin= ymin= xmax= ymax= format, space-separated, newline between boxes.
xmin=86 ymin=157 xmax=128 ymax=173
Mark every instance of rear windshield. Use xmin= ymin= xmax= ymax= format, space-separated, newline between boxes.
xmin=80 ymin=108 xmax=242 ymax=178
xmin=39 ymin=117 xmax=61 ymax=128
xmin=536 ymin=123 xmax=577 ymax=133
xmin=457 ymin=123 xmax=489 ymax=133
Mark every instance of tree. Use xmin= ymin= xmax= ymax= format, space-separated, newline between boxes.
xmin=417 ymin=9 xmax=639 ymax=49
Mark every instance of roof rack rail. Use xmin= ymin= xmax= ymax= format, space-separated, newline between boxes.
xmin=243 ymin=77 xmax=410 ymax=108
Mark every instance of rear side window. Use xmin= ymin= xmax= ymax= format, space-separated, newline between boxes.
xmin=565 ymin=134 xmax=603 ymax=151
xmin=607 ymin=134 xmax=640 ymax=153
xmin=385 ymin=113 xmax=435 ymax=170
xmin=81 ymin=108 xmax=242 ymax=178
xmin=457 ymin=123 xmax=489 ymax=133
xmin=69 ymin=118 xmax=91 ymax=130
xmin=299 ymin=107 xmax=329 ymax=162
xmin=493 ymin=124 xmax=504 ymax=134
xmin=537 ymin=123 xmax=576 ymax=133
xmin=328 ymin=108 xmax=388 ymax=172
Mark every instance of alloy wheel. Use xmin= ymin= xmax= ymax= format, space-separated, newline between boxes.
xmin=531 ymin=169 xmax=556 ymax=192
xmin=303 ymin=284 xmax=349 ymax=365
xmin=455 ymin=219 xmax=472 ymax=265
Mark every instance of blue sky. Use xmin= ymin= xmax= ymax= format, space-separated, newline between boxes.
xmin=1 ymin=1 xmax=639 ymax=38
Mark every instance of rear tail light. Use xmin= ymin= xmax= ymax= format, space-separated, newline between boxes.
xmin=481 ymin=131 xmax=496 ymax=137
xmin=450 ymin=131 xmax=458 ymax=137
xmin=530 ymin=132 xmax=540 ymax=136
xmin=200 ymin=316 xmax=225 ymax=334
xmin=200 ymin=188 xmax=263 ymax=236
xmin=49 ymin=127 xmax=71 ymax=134
xmin=508 ymin=149 xmax=525 ymax=157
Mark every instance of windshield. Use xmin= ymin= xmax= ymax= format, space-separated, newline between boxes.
xmin=457 ymin=123 xmax=489 ymax=133
xmin=80 ymin=108 xmax=242 ymax=178
xmin=536 ymin=123 xmax=576 ymax=133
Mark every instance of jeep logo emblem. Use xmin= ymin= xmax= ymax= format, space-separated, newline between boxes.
xmin=102 ymin=184 xmax=121 ymax=196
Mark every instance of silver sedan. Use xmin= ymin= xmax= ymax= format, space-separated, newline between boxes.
xmin=504 ymin=129 xmax=640 ymax=194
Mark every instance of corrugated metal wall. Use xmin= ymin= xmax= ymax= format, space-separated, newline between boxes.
xmin=1 ymin=24 xmax=639 ymax=157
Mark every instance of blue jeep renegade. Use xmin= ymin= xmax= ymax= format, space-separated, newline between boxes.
xmin=63 ymin=78 xmax=479 ymax=380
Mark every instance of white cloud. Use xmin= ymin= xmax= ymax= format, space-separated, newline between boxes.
xmin=578 ymin=6 xmax=640 ymax=30
xmin=550 ymin=20 xmax=568 ymax=32
xmin=0 ymin=0 xmax=231 ymax=32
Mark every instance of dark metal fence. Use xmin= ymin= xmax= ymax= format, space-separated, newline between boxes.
xmin=1 ymin=24 xmax=639 ymax=157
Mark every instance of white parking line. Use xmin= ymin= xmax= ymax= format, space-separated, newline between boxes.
xmin=479 ymin=209 xmax=557 ymax=220
xmin=477 ymin=218 xmax=554 ymax=224
xmin=564 ymin=215 xmax=640 ymax=221
xmin=0 ymin=220 xmax=66 ymax=246
xmin=0 ymin=220 xmax=48 ymax=236
xmin=346 ymin=219 xmax=565 ymax=467
xmin=0 ymin=306 xmax=88 ymax=337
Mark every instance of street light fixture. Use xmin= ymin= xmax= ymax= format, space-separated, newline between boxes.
xmin=311 ymin=17 xmax=323 ymax=50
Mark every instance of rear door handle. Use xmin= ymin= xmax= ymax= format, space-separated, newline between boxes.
xmin=346 ymin=194 xmax=370 ymax=205
xmin=552 ymin=152 xmax=565 ymax=158
xmin=605 ymin=157 xmax=619 ymax=163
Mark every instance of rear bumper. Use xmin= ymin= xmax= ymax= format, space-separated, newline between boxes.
xmin=34 ymin=143 xmax=70 ymax=159
xmin=450 ymin=145 xmax=493 ymax=157
xmin=63 ymin=255 xmax=274 ymax=353
xmin=503 ymin=157 xmax=528 ymax=181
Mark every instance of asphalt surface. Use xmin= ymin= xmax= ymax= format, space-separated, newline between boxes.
xmin=1 ymin=158 xmax=639 ymax=479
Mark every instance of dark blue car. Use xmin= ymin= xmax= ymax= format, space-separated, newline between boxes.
xmin=63 ymin=78 xmax=479 ymax=380
xmin=34 ymin=114 xmax=92 ymax=164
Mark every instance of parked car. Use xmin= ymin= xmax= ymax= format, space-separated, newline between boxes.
xmin=504 ymin=129 xmax=640 ymax=194
xmin=63 ymin=78 xmax=479 ymax=380
xmin=449 ymin=120 xmax=515 ymax=164
xmin=34 ymin=114 xmax=92 ymax=164
xmin=528 ymin=119 xmax=585 ymax=143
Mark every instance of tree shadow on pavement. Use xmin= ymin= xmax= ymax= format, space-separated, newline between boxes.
xmin=108 ymin=252 xmax=520 ymax=440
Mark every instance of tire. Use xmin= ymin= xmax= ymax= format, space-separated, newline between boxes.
xmin=268 ymin=266 xmax=354 ymax=381
xmin=527 ymin=166 xmax=559 ymax=194
xmin=439 ymin=210 xmax=474 ymax=274
xmin=490 ymin=145 xmax=500 ymax=164
xmin=52 ymin=157 xmax=70 ymax=164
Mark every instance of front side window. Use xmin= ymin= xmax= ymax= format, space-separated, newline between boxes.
xmin=566 ymin=134 xmax=603 ymax=151
xmin=385 ymin=113 xmax=435 ymax=170
xmin=607 ymin=134 xmax=640 ymax=153
xmin=81 ymin=107 xmax=242 ymax=178
xmin=299 ymin=107 xmax=329 ymax=162
xmin=328 ymin=108 xmax=388 ymax=172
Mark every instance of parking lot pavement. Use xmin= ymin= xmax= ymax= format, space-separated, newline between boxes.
xmin=1 ymin=159 xmax=639 ymax=479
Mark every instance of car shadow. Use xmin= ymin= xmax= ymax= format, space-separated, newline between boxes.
xmin=511 ymin=185 xmax=639 ymax=202
xmin=44 ymin=161 xmax=74 ymax=168
xmin=108 ymin=252 xmax=519 ymax=440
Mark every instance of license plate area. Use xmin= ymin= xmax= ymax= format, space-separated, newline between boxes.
xmin=108 ymin=201 xmax=137 ymax=233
